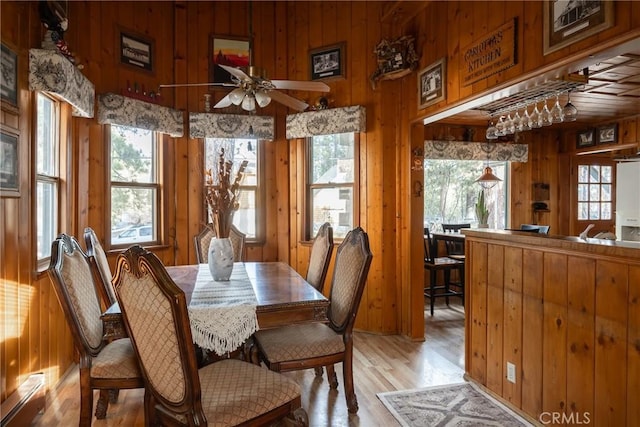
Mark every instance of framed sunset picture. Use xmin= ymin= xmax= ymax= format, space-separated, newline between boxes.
xmin=209 ymin=36 xmax=251 ymax=86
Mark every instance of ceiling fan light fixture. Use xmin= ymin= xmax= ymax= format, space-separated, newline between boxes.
xmin=255 ymin=91 xmax=271 ymax=108
xmin=229 ymin=88 xmax=246 ymax=105
xmin=242 ymin=94 xmax=256 ymax=111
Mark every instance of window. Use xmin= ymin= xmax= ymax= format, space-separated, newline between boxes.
xmin=205 ymin=138 xmax=261 ymax=240
xmin=307 ymin=133 xmax=356 ymax=239
xmin=423 ymin=160 xmax=508 ymax=230
xmin=35 ymin=93 xmax=60 ymax=261
xmin=109 ymin=125 xmax=159 ymax=246
xmin=577 ymin=164 xmax=612 ymax=220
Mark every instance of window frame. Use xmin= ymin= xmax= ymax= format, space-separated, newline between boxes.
xmin=34 ymin=92 xmax=66 ymax=271
xmin=204 ymin=138 xmax=265 ymax=243
xmin=304 ymin=132 xmax=360 ymax=241
xmin=576 ymin=162 xmax=614 ymax=222
xmin=106 ymin=124 xmax=163 ymax=249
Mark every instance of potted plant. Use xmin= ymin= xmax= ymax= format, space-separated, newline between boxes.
xmin=475 ymin=189 xmax=490 ymax=228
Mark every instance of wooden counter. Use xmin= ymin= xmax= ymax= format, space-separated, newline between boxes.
xmin=463 ymin=229 xmax=640 ymax=426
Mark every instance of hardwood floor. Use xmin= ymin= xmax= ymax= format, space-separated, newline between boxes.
xmin=31 ymin=301 xmax=465 ymax=426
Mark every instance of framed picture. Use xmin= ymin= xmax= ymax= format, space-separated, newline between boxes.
xmin=309 ymin=43 xmax=345 ymax=81
xmin=1 ymin=128 xmax=19 ymax=197
xmin=576 ymin=129 xmax=595 ymax=149
xmin=1 ymin=43 xmax=18 ymax=109
xmin=209 ymin=36 xmax=251 ymax=86
xmin=120 ymin=31 xmax=154 ymax=72
xmin=543 ymin=0 xmax=614 ymax=55
xmin=596 ymin=124 xmax=617 ymax=144
xmin=418 ymin=58 xmax=446 ymax=109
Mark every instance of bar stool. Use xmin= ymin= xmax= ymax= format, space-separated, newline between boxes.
xmin=423 ymin=228 xmax=465 ymax=316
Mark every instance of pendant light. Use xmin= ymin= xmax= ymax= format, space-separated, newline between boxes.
xmin=476 ymin=166 xmax=502 ymax=190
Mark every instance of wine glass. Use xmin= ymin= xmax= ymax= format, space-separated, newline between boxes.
xmin=520 ymin=107 xmax=532 ymax=131
xmin=550 ymin=94 xmax=564 ymax=123
xmin=563 ymin=91 xmax=578 ymax=122
xmin=540 ymin=100 xmax=553 ymax=127
xmin=486 ymin=120 xmax=498 ymax=140
xmin=495 ymin=116 xmax=506 ymax=136
xmin=530 ymin=103 xmax=541 ymax=128
xmin=505 ymin=113 xmax=515 ymax=135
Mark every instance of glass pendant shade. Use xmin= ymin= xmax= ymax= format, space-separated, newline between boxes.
xmin=229 ymin=88 xmax=246 ymax=105
xmin=476 ymin=166 xmax=502 ymax=190
xmin=255 ymin=91 xmax=271 ymax=108
xmin=241 ymin=94 xmax=256 ymax=111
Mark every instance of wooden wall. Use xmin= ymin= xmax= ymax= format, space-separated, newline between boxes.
xmin=465 ymin=230 xmax=640 ymax=425
xmin=1 ymin=0 xmax=639 ymax=408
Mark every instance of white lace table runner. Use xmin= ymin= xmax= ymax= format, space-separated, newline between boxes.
xmin=188 ymin=263 xmax=258 ymax=355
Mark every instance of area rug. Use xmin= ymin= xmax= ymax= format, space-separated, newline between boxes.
xmin=377 ymin=382 xmax=533 ymax=426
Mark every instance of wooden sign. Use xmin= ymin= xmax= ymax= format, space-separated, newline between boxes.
xmin=461 ymin=18 xmax=517 ymax=86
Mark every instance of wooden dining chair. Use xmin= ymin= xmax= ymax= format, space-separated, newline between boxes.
xmin=194 ymin=224 xmax=246 ymax=263
xmin=253 ymin=227 xmax=373 ymax=414
xmin=423 ymin=228 xmax=465 ymax=316
xmin=440 ymin=223 xmax=470 ymax=261
xmin=47 ymin=234 xmax=143 ymax=426
xmin=112 ymin=245 xmax=308 ymax=426
xmin=305 ymin=222 xmax=334 ymax=293
xmin=84 ymin=227 xmax=117 ymax=310
xmin=229 ymin=224 xmax=246 ymax=261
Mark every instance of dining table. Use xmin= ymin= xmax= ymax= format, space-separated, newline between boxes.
xmin=101 ymin=261 xmax=329 ymax=356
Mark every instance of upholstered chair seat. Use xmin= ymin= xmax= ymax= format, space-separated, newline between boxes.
xmin=255 ymin=323 xmax=345 ymax=363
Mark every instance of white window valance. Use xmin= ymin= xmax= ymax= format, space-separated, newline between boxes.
xmin=285 ymin=105 xmax=366 ymax=139
xmin=29 ymin=49 xmax=95 ymax=118
xmin=424 ymin=140 xmax=528 ymax=162
xmin=189 ymin=113 xmax=274 ymax=140
xmin=97 ymin=93 xmax=184 ymax=137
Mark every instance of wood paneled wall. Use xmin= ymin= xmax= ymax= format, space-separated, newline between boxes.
xmin=465 ymin=230 xmax=640 ymax=425
xmin=1 ymin=0 xmax=639 ymax=407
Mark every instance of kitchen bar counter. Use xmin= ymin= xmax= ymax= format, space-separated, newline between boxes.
xmin=462 ymin=229 xmax=640 ymax=426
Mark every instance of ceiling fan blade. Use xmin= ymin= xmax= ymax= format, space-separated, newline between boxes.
xmin=268 ymin=90 xmax=309 ymax=111
xmin=219 ymin=64 xmax=251 ymax=82
xmin=213 ymin=93 xmax=233 ymax=109
xmin=271 ymin=80 xmax=330 ymax=92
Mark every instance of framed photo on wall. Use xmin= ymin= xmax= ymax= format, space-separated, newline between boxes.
xmin=1 ymin=128 xmax=19 ymax=197
xmin=418 ymin=58 xmax=446 ymax=109
xmin=309 ymin=43 xmax=345 ymax=81
xmin=543 ymin=0 xmax=614 ymax=55
xmin=1 ymin=43 xmax=18 ymax=110
xmin=120 ymin=31 xmax=154 ymax=72
xmin=596 ymin=124 xmax=617 ymax=144
xmin=209 ymin=36 xmax=251 ymax=86
xmin=576 ymin=129 xmax=595 ymax=149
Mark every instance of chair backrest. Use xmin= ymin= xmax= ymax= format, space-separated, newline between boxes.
xmin=113 ymin=245 xmax=205 ymax=423
xmin=306 ymin=222 xmax=334 ymax=292
xmin=195 ymin=224 xmax=246 ymax=263
xmin=229 ymin=224 xmax=246 ymax=262
xmin=194 ymin=226 xmax=215 ymax=264
xmin=47 ymin=234 xmax=105 ymax=357
xmin=441 ymin=223 xmax=471 ymax=233
xmin=84 ymin=227 xmax=117 ymax=309
xmin=423 ymin=228 xmax=436 ymax=263
xmin=327 ymin=227 xmax=373 ymax=334
xmin=520 ymin=224 xmax=550 ymax=234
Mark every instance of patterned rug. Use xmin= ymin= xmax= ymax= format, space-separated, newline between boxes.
xmin=377 ymin=382 xmax=534 ymax=426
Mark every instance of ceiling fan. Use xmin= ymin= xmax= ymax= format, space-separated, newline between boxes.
xmin=158 ymin=65 xmax=330 ymax=113
xmin=212 ymin=64 xmax=330 ymax=112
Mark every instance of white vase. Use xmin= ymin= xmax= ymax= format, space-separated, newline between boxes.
xmin=207 ymin=237 xmax=234 ymax=281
